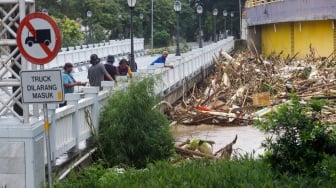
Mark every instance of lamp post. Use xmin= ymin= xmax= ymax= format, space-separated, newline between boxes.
xmin=196 ymin=5 xmax=203 ymax=48
xmin=139 ymin=13 xmax=144 ymax=38
xmin=87 ymin=10 xmax=92 ymax=44
xmin=127 ymin=0 xmax=137 ymax=72
xmin=174 ymin=0 xmax=181 ymax=56
xmin=151 ymin=0 xmax=154 ymax=49
xmin=223 ymin=10 xmax=227 ymax=39
xmin=230 ymin=11 xmax=234 ymax=36
xmin=212 ymin=8 xmax=218 ymax=42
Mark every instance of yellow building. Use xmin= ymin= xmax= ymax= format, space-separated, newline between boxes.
xmin=245 ymin=0 xmax=336 ymax=58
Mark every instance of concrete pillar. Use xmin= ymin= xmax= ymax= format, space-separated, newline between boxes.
xmin=83 ymin=87 xmax=100 ymax=132
xmin=101 ymin=81 xmax=115 ymax=92
xmin=0 ymin=121 xmax=45 ymax=188
xmin=66 ymin=93 xmax=82 ymax=152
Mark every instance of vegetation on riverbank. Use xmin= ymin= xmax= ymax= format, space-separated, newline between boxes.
xmin=55 ymin=156 xmax=336 ymax=188
xmin=55 ymin=80 xmax=336 ymax=187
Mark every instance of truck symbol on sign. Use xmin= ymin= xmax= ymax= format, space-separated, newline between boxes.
xmin=25 ymin=29 xmax=52 ymax=47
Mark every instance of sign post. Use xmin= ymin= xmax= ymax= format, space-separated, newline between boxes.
xmin=17 ymin=12 xmax=62 ymax=188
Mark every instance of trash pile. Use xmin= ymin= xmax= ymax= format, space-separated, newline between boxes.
xmin=170 ymin=49 xmax=336 ymax=125
xmin=174 ymin=135 xmax=238 ymax=160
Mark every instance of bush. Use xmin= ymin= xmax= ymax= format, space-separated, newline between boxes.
xmin=255 ymin=95 xmax=336 ymax=174
xmin=154 ymin=31 xmax=170 ymax=48
xmin=97 ymin=77 xmax=175 ymax=168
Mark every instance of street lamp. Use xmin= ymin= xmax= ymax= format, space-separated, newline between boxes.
xmin=127 ymin=0 xmax=137 ymax=72
xmin=139 ymin=13 xmax=144 ymax=38
xmin=230 ymin=11 xmax=234 ymax=36
xmin=223 ymin=10 xmax=227 ymax=39
xmin=87 ymin=10 xmax=93 ymax=44
xmin=212 ymin=8 xmax=218 ymax=42
xmin=196 ymin=5 xmax=203 ymax=48
xmin=174 ymin=0 xmax=181 ymax=56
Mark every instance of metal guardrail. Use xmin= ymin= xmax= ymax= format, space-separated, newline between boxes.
xmin=245 ymin=0 xmax=282 ymax=8
xmin=44 ymin=37 xmax=234 ymax=164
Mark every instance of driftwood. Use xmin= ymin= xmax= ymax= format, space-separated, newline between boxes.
xmin=175 ymin=134 xmax=238 ymax=160
xmin=168 ymin=48 xmax=336 ymax=125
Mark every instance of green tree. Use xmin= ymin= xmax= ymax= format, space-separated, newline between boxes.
xmin=54 ymin=17 xmax=84 ymax=47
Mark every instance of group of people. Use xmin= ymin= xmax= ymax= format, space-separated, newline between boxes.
xmin=60 ymin=51 xmax=172 ymax=107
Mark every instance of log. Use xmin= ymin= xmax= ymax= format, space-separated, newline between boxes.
xmin=175 ymin=146 xmax=218 ymax=159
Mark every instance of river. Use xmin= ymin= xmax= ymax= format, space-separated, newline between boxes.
xmin=171 ymin=124 xmax=267 ymax=158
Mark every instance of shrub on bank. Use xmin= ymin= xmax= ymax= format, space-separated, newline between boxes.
xmin=255 ymin=95 xmax=336 ymax=174
xmin=97 ymin=77 xmax=175 ymax=168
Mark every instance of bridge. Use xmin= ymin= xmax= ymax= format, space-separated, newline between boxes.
xmin=0 ymin=3 xmax=234 ymax=186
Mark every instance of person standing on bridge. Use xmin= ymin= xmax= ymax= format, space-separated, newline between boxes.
xmin=150 ymin=51 xmax=174 ymax=69
xmin=88 ymin=54 xmax=113 ymax=90
xmin=60 ymin=62 xmax=87 ymax=107
xmin=118 ymin=58 xmax=133 ymax=79
xmin=104 ymin=55 xmax=119 ymax=83
xmin=127 ymin=53 xmax=137 ymax=71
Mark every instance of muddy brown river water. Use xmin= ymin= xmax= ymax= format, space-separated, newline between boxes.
xmin=171 ymin=125 xmax=267 ymax=157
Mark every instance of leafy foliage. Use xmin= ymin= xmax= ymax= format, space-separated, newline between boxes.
xmin=97 ymin=77 xmax=174 ymax=168
xmin=35 ymin=0 xmax=246 ymax=46
xmin=56 ymin=157 xmax=336 ymax=187
xmin=54 ymin=17 xmax=84 ymax=47
xmin=255 ymin=95 xmax=336 ymax=174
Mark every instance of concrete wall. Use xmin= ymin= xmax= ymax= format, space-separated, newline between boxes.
xmin=246 ymin=0 xmax=336 ymax=26
xmin=260 ymin=20 xmax=335 ymax=58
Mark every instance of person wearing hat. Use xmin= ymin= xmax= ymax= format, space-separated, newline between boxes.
xmin=104 ymin=55 xmax=119 ymax=83
xmin=60 ymin=62 xmax=87 ymax=107
xmin=88 ymin=54 xmax=113 ymax=89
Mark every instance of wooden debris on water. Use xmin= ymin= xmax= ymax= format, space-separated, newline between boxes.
xmin=167 ymin=48 xmax=336 ymax=125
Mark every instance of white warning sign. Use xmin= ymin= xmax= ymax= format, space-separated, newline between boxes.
xmin=20 ymin=70 xmax=64 ymax=103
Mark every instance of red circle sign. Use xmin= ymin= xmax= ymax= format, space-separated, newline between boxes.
xmin=16 ymin=13 xmax=62 ymax=65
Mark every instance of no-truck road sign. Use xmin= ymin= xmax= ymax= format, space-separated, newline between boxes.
xmin=16 ymin=12 xmax=61 ymax=65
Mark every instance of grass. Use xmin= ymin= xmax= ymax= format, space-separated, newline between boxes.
xmin=55 ymin=155 xmax=336 ymax=188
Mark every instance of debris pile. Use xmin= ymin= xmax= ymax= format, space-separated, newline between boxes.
xmin=170 ymin=49 xmax=336 ymax=125
xmin=175 ymin=135 xmax=238 ymax=160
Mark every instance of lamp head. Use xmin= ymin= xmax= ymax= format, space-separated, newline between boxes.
xmin=127 ymin=0 xmax=137 ymax=8
xmin=174 ymin=0 xmax=182 ymax=12
xmin=223 ymin=10 xmax=227 ymax=17
xmin=139 ymin=13 xmax=144 ymax=20
xmin=231 ymin=11 xmax=234 ymax=17
xmin=196 ymin=5 xmax=203 ymax=15
xmin=87 ymin=10 xmax=92 ymax=18
xmin=213 ymin=8 xmax=218 ymax=16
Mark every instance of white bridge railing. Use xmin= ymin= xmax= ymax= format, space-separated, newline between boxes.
xmin=34 ymin=37 xmax=234 ymax=163
xmin=45 ymin=38 xmax=144 ymax=69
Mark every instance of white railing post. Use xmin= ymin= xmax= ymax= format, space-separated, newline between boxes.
xmin=48 ymin=103 xmax=58 ymax=164
xmin=66 ymin=93 xmax=82 ymax=152
xmin=83 ymin=87 xmax=100 ymax=132
xmin=101 ymin=81 xmax=115 ymax=92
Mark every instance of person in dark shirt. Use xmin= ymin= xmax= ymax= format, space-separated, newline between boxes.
xmin=127 ymin=53 xmax=138 ymax=71
xmin=104 ymin=55 xmax=119 ymax=84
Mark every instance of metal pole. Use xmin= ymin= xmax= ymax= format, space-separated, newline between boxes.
xmin=43 ymin=103 xmax=54 ymax=188
xmin=224 ymin=17 xmax=227 ymax=38
xmin=231 ymin=16 xmax=233 ymax=36
xmin=176 ymin=11 xmax=180 ymax=56
xmin=199 ymin=15 xmax=202 ymax=48
xmin=89 ymin=18 xmax=92 ymax=44
xmin=239 ymin=0 xmax=242 ymax=39
xmin=213 ymin=15 xmax=217 ymax=42
xmin=151 ymin=0 xmax=154 ymax=49
xmin=130 ymin=7 xmax=136 ymax=72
